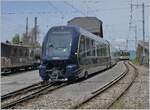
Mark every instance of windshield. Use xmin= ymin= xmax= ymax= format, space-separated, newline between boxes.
xmin=45 ymin=30 xmax=72 ymax=59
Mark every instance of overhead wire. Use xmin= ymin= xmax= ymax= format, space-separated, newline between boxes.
xmin=63 ymin=1 xmax=86 ymax=16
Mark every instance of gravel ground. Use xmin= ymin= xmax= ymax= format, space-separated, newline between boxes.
xmin=110 ymin=64 xmax=149 ymax=109
xmin=14 ymin=61 xmax=126 ymax=109
xmin=1 ymin=70 xmax=41 ymax=95
xmin=77 ymin=61 xmax=136 ymax=109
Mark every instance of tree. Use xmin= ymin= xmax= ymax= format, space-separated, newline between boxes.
xmin=12 ymin=33 xmax=20 ymax=44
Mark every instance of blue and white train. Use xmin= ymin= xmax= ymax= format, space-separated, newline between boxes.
xmin=39 ymin=25 xmax=120 ymax=82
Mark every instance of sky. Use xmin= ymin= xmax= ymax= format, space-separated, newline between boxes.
xmin=1 ymin=0 xmax=150 ymax=50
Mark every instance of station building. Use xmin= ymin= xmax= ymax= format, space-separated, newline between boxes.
xmin=68 ymin=17 xmax=103 ymax=38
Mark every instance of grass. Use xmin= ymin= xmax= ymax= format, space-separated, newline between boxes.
xmin=111 ymin=99 xmax=146 ymax=109
xmin=111 ymin=99 xmax=125 ymax=109
xmin=130 ymin=58 xmax=140 ymax=65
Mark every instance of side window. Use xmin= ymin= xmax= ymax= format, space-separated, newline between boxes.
xmin=13 ymin=47 xmax=17 ymax=56
xmin=91 ymin=40 xmax=95 ymax=56
xmin=20 ymin=48 xmax=23 ymax=57
xmin=16 ymin=48 xmax=19 ymax=57
xmin=102 ymin=47 xmax=105 ymax=56
xmin=79 ymin=35 xmax=86 ymax=53
xmin=101 ymin=46 xmax=107 ymax=56
xmin=25 ymin=48 xmax=29 ymax=56
xmin=90 ymin=40 xmax=93 ymax=55
xmin=103 ymin=47 xmax=106 ymax=56
xmin=11 ymin=47 xmax=14 ymax=56
xmin=86 ymin=38 xmax=91 ymax=56
xmin=97 ymin=46 xmax=101 ymax=56
xmin=79 ymin=35 xmax=86 ymax=65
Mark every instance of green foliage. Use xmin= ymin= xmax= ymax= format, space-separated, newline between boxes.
xmin=12 ymin=33 xmax=20 ymax=44
xmin=131 ymin=57 xmax=140 ymax=65
xmin=111 ymin=99 xmax=125 ymax=109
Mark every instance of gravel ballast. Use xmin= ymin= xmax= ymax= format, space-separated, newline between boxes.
xmin=14 ymin=61 xmax=126 ymax=109
xmin=1 ymin=70 xmax=41 ymax=95
xmin=110 ymin=64 xmax=149 ymax=109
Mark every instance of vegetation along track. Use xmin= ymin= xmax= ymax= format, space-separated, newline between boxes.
xmin=1 ymin=81 xmax=68 ymax=109
xmin=71 ymin=61 xmax=137 ymax=109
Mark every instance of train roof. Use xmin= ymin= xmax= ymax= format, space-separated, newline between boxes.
xmin=49 ymin=25 xmax=109 ymax=45
xmin=68 ymin=17 xmax=103 ymax=23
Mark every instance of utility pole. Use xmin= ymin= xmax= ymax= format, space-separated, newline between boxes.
xmin=134 ymin=24 xmax=137 ymax=49
xmin=142 ymin=3 xmax=145 ymax=64
xmin=127 ymin=0 xmax=133 ymax=51
xmin=130 ymin=2 xmax=147 ymax=64
xmin=34 ymin=17 xmax=37 ymax=45
xmin=142 ymin=3 xmax=145 ymax=43
xmin=126 ymin=39 xmax=128 ymax=50
xmin=32 ymin=17 xmax=37 ymax=61
xmin=26 ymin=17 xmax=28 ymax=39
xmin=130 ymin=3 xmax=146 ymax=44
xmin=24 ymin=16 xmax=29 ymax=45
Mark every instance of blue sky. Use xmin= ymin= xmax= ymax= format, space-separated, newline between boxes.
xmin=1 ymin=0 xmax=149 ymax=50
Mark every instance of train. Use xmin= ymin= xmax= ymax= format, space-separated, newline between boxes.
xmin=119 ymin=50 xmax=130 ymax=60
xmin=1 ymin=42 xmax=41 ymax=73
xmin=39 ymin=25 xmax=120 ymax=82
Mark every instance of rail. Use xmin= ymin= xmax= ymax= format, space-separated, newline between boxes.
xmin=1 ymin=81 xmax=68 ymax=109
xmin=70 ymin=61 xmax=131 ymax=109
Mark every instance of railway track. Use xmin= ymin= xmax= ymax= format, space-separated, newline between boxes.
xmin=1 ymin=81 xmax=43 ymax=100
xmin=107 ymin=61 xmax=138 ymax=108
xmin=1 ymin=61 xmax=136 ymax=109
xmin=1 ymin=81 xmax=68 ymax=109
xmin=1 ymin=64 xmax=116 ymax=109
xmin=70 ymin=61 xmax=137 ymax=109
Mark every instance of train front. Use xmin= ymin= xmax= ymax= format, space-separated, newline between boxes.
xmin=39 ymin=26 xmax=79 ymax=82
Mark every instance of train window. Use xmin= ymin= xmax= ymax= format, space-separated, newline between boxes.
xmin=17 ymin=48 xmax=19 ymax=57
xmin=30 ymin=50 xmax=34 ymax=57
xmin=10 ymin=47 xmax=13 ymax=56
xmin=98 ymin=47 xmax=101 ymax=56
xmin=79 ymin=35 xmax=86 ymax=65
xmin=86 ymin=38 xmax=91 ymax=56
xmin=103 ymin=47 xmax=107 ymax=56
xmin=79 ymin=35 xmax=86 ymax=53
xmin=90 ymin=40 xmax=93 ymax=55
xmin=25 ymin=49 xmax=28 ymax=56
xmin=23 ymin=49 xmax=26 ymax=56
xmin=20 ymin=48 xmax=23 ymax=56
xmin=91 ymin=40 xmax=95 ymax=56
xmin=101 ymin=47 xmax=107 ymax=56
xmin=95 ymin=42 xmax=99 ymax=56
xmin=13 ymin=47 xmax=17 ymax=56
xmin=99 ymin=47 xmax=103 ymax=56
xmin=97 ymin=48 xmax=101 ymax=56
xmin=23 ymin=48 xmax=28 ymax=57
